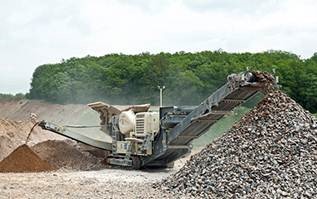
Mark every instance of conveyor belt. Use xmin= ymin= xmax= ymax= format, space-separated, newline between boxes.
xmin=144 ymin=72 xmax=274 ymax=166
xmin=168 ymin=86 xmax=260 ymax=145
xmin=167 ymin=76 xmax=262 ymax=145
xmin=38 ymin=121 xmax=113 ymax=151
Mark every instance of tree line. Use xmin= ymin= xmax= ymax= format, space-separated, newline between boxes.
xmin=0 ymin=93 xmax=25 ymax=101
xmin=28 ymin=51 xmax=317 ymax=113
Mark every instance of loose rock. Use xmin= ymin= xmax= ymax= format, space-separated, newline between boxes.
xmin=160 ymin=91 xmax=317 ymax=198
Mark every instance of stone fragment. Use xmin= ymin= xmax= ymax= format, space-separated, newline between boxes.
xmin=159 ymin=91 xmax=317 ymax=199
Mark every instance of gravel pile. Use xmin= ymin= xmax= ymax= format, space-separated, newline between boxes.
xmin=160 ymin=91 xmax=317 ymax=198
xmin=31 ymin=140 xmax=108 ymax=171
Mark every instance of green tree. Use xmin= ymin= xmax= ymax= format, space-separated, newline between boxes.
xmin=27 ymin=51 xmax=317 ymax=113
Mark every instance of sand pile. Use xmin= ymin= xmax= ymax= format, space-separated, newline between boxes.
xmin=0 ymin=119 xmax=108 ymax=172
xmin=160 ymin=91 xmax=317 ymax=198
xmin=0 ymin=119 xmax=64 ymax=161
xmin=0 ymin=144 xmax=55 ymax=172
xmin=0 ymin=119 xmax=32 ymax=161
xmin=31 ymin=140 xmax=108 ymax=171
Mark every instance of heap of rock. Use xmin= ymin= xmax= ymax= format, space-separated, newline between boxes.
xmin=0 ymin=144 xmax=55 ymax=172
xmin=161 ymin=91 xmax=317 ymax=198
xmin=31 ymin=140 xmax=108 ymax=171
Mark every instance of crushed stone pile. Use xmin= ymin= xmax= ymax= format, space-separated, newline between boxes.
xmin=31 ymin=140 xmax=108 ymax=171
xmin=160 ymin=91 xmax=317 ymax=198
xmin=0 ymin=144 xmax=55 ymax=172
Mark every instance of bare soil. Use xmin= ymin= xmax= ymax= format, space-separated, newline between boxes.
xmin=0 ymin=169 xmax=170 ymax=199
xmin=0 ymin=160 xmax=191 ymax=199
xmin=0 ymin=119 xmax=64 ymax=161
xmin=0 ymin=144 xmax=55 ymax=172
xmin=31 ymin=140 xmax=108 ymax=171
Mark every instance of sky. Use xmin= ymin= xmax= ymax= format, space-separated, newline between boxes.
xmin=1 ymin=0 xmax=317 ymax=94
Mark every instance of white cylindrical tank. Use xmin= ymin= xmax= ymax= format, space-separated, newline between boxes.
xmin=119 ymin=110 xmax=136 ymax=135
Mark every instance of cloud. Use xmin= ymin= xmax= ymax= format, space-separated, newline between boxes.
xmin=0 ymin=0 xmax=317 ymax=93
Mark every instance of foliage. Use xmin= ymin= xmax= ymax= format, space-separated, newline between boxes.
xmin=0 ymin=93 xmax=26 ymax=101
xmin=28 ymin=51 xmax=317 ymax=112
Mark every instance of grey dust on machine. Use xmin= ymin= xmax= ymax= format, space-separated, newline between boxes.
xmin=37 ymin=71 xmax=276 ymax=169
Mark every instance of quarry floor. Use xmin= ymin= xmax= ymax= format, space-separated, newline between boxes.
xmin=0 ymin=168 xmax=174 ymax=199
xmin=0 ymin=154 xmax=190 ymax=199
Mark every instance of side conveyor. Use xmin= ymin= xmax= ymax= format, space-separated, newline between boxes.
xmin=38 ymin=121 xmax=113 ymax=151
xmin=168 ymin=85 xmax=260 ymax=146
xmin=144 ymin=71 xmax=274 ymax=166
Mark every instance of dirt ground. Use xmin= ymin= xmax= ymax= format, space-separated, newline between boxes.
xmin=0 ymin=169 xmax=167 ymax=199
xmin=0 ymin=158 xmax=191 ymax=199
